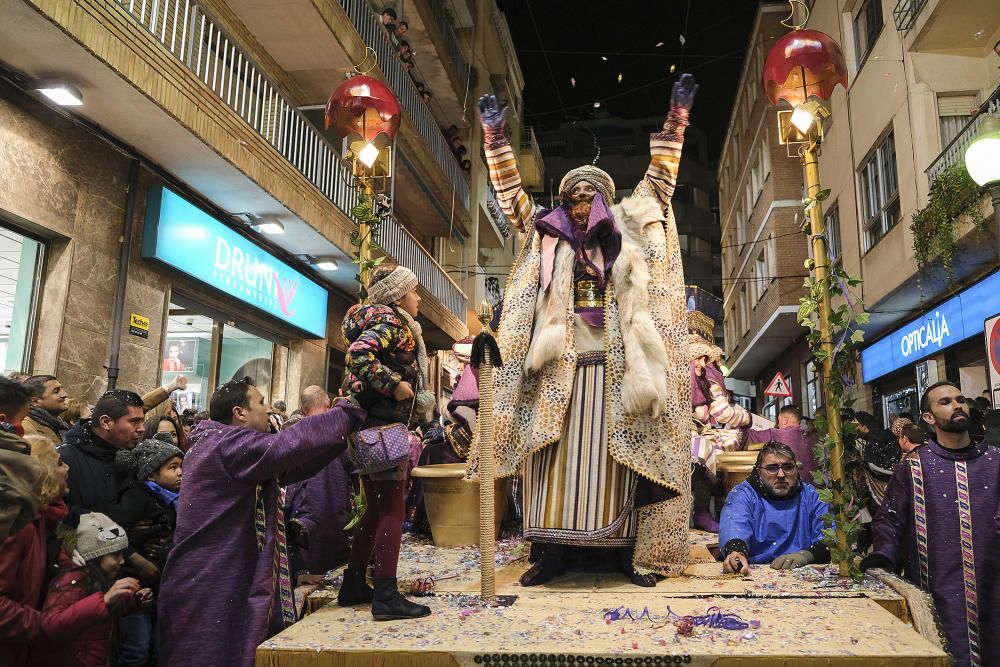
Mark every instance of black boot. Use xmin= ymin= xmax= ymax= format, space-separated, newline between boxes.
xmin=519 ymin=544 xmax=567 ymax=586
xmin=337 ymin=568 xmax=374 ymax=606
xmin=372 ymin=577 xmax=431 ymax=621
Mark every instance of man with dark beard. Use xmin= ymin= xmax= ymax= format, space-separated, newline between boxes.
xmin=718 ymin=442 xmax=830 ymax=573
xmin=862 ymin=381 xmax=999 ymax=667
xmin=475 ymin=75 xmax=698 ymax=586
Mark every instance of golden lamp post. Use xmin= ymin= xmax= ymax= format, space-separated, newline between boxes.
xmin=325 ymin=68 xmax=400 ymax=294
xmin=763 ymin=18 xmax=852 ymax=575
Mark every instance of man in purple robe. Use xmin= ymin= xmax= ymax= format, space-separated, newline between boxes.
xmin=862 ymin=381 xmax=999 ymax=667
xmin=158 ymin=378 xmax=365 ymax=667
xmin=746 ymin=404 xmax=818 ymax=480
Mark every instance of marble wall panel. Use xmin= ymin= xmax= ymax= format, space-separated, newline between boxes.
xmin=30 ymin=239 xmax=73 ymax=375
xmin=70 ymin=240 xmax=120 ymax=292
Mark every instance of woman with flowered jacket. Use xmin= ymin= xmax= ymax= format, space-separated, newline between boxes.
xmin=338 ymin=264 xmax=435 ymax=621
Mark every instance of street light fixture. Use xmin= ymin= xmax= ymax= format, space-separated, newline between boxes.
xmin=763 ymin=22 xmax=851 ymax=577
xmin=964 ymin=114 xmax=1000 ymax=260
xmin=326 ymin=70 xmax=401 ymax=292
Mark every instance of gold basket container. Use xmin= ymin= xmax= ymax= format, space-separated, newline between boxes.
xmin=411 ymin=463 xmax=506 ymax=547
xmin=715 ymin=451 xmax=759 ymax=494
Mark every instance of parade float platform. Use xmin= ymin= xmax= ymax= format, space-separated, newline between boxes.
xmin=256 ymin=532 xmax=948 ymax=667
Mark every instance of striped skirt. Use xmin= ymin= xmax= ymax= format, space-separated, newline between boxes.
xmin=522 ymin=360 xmax=637 ymax=547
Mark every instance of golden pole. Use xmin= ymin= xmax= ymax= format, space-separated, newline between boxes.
xmin=358 ymin=179 xmax=374 ymax=294
xmin=801 ymin=135 xmax=849 ymax=577
xmin=475 ymin=300 xmax=497 ymax=602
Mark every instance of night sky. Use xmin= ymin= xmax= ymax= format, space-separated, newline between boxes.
xmin=495 ymin=0 xmax=761 ymax=162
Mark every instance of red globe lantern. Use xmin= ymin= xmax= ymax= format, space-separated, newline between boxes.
xmin=325 ymin=75 xmax=401 ymax=145
xmin=762 ymin=29 xmax=848 ymax=106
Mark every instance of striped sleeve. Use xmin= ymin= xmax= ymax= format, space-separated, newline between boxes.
xmin=642 ymin=108 xmax=688 ymax=210
xmin=484 ymin=140 xmax=537 ymax=233
xmin=708 ymin=381 xmax=752 ymax=428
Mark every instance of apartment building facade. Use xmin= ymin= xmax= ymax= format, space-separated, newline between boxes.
xmin=806 ymin=0 xmax=1000 ymax=424
xmin=718 ymin=3 xmax=814 ymax=419
xmin=0 ymin=0 xmax=534 ymax=410
xmin=721 ymin=0 xmax=1000 ymax=423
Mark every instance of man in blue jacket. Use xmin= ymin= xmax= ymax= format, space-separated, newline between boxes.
xmin=719 ymin=442 xmax=830 ymax=573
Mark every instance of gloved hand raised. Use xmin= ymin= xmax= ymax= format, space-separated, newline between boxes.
xmin=769 ymin=549 xmax=814 ymax=570
xmin=670 ymin=73 xmax=699 ymax=112
xmin=478 ymin=93 xmax=509 ymax=130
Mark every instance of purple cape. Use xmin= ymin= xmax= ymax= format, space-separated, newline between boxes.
xmin=870 ymin=439 xmax=1000 ymax=667
xmin=157 ymin=403 xmax=364 ymax=667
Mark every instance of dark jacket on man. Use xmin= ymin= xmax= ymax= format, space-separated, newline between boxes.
xmin=58 ymin=420 xmax=125 ymax=526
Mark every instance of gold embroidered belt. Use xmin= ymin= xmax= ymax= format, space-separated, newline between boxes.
xmin=574 ymin=279 xmax=604 ymax=308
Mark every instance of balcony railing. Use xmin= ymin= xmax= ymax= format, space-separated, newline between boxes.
xmin=379 ymin=217 xmax=466 ymax=320
xmin=339 ymin=0 xmax=471 ymax=211
xmin=892 ymin=0 xmax=928 ymax=32
xmin=423 ymin=0 xmax=470 ymax=95
xmin=110 ymin=0 xmax=466 ymax=321
xmin=490 ymin=7 xmax=523 ymax=85
xmin=520 ymin=126 xmax=542 ymax=165
xmin=927 ymin=86 xmax=1000 ymax=184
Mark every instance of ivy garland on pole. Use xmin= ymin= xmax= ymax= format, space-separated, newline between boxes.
xmin=910 ymin=163 xmax=989 ymax=282
xmin=349 ymin=190 xmax=387 ymax=301
xmin=799 ymin=186 xmax=868 ymax=581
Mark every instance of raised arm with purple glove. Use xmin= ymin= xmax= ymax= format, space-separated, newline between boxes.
xmin=664 ymin=73 xmax=698 ymax=136
xmin=479 ymin=93 xmax=510 ymax=149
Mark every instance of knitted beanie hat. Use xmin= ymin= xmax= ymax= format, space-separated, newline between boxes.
xmin=559 ymin=165 xmax=616 ymax=204
xmin=367 ymin=265 xmax=418 ymax=306
xmin=74 ymin=512 xmax=129 ymax=563
xmin=116 ymin=438 xmax=184 ymax=481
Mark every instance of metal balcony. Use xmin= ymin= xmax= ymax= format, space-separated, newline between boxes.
xmin=892 ymin=0 xmax=928 ymax=32
xmin=486 ymin=182 xmax=512 ymax=240
xmin=110 ymin=0 xmax=466 ymax=321
xmin=927 ymin=86 xmax=1000 ymax=185
xmin=519 ymin=126 xmax=545 ymax=191
xmin=422 ymin=0 xmax=470 ymax=95
xmin=338 ymin=0 xmax=471 ymax=212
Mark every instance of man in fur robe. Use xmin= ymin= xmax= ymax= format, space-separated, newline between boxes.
xmin=471 ymin=75 xmax=698 ymax=585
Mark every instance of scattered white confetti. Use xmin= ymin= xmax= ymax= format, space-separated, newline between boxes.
xmin=617 ymin=73 xmax=623 ymax=83
xmin=570 ymin=77 xmax=576 ymax=88
xmin=679 ymin=34 xmax=686 ymax=45
xmin=655 ymin=42 xmax=665 ymax=47
xmin=593 ymin=101 xmax=601 ymax=108
xmin=601 ymin=56 xmax=608 ymax=61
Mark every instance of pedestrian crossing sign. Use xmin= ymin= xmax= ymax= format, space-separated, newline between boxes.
xmin=764 ymin=371 xmax=793 ymax=398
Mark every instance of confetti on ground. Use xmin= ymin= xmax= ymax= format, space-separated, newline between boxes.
xmin=679 ymin=34 xmax=686 ymax=45
xmin=570 ymin=77 xmax=576 ymax=87
xmin=617 ymin=73 xmax=623 ymax=83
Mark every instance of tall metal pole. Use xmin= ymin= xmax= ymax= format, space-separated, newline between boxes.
xmin=359 ymin=179 xmax=374 ymax=294
xmin=801 ymin=136 xmax=850 ymax=577
xmin=475 ymin=301 xmax=497 ymax=602
xmin=107 ymin=158 xmax=141 ymax=391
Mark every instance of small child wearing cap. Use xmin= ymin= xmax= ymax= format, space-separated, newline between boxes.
xmin=109 ymin=438 xmax=183 ymax=574
xmin=31 ymin=512 xmax=152 ymax=667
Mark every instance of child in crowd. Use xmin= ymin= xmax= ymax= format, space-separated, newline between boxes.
xmin=110 ymin=439 xmax=183 ymax=573
xmin=31 ymin=512 xmax=152 ymax=667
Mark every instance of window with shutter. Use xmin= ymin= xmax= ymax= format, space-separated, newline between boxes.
xmin=937 ymin=93 xmax=978 ymax=148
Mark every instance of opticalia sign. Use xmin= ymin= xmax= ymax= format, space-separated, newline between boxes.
xmin=142 ymin=186 xmax=328 ymax=338
xmin=861 ymin=271 xmax=1000 ymax=383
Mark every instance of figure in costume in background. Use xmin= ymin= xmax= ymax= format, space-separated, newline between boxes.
xmin=472 ymin=75 xmax=700 ymax=585
xmin=687 ymin=287 xmax=751 ymax=532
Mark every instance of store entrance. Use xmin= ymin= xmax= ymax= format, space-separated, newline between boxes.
xmin=163 ymin=294 xmax=289 ymax=412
